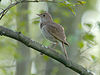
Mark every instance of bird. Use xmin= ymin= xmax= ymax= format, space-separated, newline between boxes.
xmin=37 ymin=12 xmax=69 ymax=59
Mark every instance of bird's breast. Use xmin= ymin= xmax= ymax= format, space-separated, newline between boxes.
xmin=41 ymin=25 xmax=57 ymax=42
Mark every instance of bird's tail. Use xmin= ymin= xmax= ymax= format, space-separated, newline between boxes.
xmin=62 ymin=42 xmax=69 ymax=60
xmin=64 ymin=41 xmax=69 ymax=47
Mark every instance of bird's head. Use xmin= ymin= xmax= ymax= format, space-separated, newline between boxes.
xmin=37 ymin=12 xmax=53 ymax=23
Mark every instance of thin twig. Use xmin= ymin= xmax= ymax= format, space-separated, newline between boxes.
xmin=0 ymin=0 xmax=56 ymax=20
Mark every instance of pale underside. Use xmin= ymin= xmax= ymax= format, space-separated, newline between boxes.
xmin=40 ymin=22 xmax=69 ymax=45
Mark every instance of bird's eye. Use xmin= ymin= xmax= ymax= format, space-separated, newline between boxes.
xmin=43 ymin=14 xmax=45 ymax=17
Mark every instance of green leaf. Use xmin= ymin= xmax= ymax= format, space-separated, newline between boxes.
xmin=78 ymin=24 xmax=82 ymax=29
xmin=77 ymin=1 xmax=86 ymax=5
xmin=68 ymin=7 xmax=76 ymax=16
xmin=40 ymin=10 xmax=47 ymax=13
xmin=83 ymin=33 xmax=94 ymax=41
xmin=85 ymin=23 xmax=92 ymax=28
xmin=78 ymin=41 xmax=84 ymax=48
xmin=33 ymin=21 xmax=39 ymax=24
xmin=1 ymin=68 xmax=7 ymax=75
xmin=91 ymin=55 xmax=96 ymax=61
xmin=64 ymin=0 xmax=71 ymax=5
xmin=97 ymin=21 xmax=100 ymax=28
xmin=11 ymin=71 xmax=14 ymax=75
xmin=58 ymin=2 xmax=66 ymax=7
xmin=54 ymin=18 xmax=61 ymax=24
xmin=43 ymin=55 xmax=49 ymax=61
xmin=58 ymin=1 xmax=76 ymax=15
xmin=51 ymin=67 xmax=59 ymax=75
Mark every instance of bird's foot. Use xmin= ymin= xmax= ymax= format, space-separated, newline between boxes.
xmin=49 ymin=42 xmax=58 ymax=49
xmin=40 ymin=52 xmax=44 ymax=55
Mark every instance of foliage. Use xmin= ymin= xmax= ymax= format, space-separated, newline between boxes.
xmin=0 ymin=0 xmax=99 ymax=75
xmin=58 ymin=0 xmax=86 ymax=15
xmin=0 ymin=2 xmax=17 ymax=75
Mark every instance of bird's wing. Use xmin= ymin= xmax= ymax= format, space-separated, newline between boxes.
xmin=46 ymin=23 xmax=69 ymax=45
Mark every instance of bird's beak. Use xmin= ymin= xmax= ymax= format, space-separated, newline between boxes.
xmin=37 ymin=14 xmax=41 ymax=16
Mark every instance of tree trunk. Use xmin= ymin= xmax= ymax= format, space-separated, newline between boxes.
xmin=15 ymin=0 xmax=31 ymax=75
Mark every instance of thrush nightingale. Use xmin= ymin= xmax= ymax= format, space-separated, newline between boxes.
xmin=37 ymin=12 xmax=69 ymax=59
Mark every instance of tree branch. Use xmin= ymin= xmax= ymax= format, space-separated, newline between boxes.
xmin=0 ymin=0 xmax=56 ymax=20
xmin=0 ymin=26 xmax=93 ymax=75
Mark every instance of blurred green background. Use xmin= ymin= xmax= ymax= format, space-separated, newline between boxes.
xmin=0 ymin=0 xmax=100 ymax=75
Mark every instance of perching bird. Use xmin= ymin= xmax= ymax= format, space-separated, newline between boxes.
xmin=37 ymin=12 xmax=69 ymax=59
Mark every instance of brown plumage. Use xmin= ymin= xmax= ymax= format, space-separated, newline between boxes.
xmin=38 ymin=12 xmax=69 ymax=59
